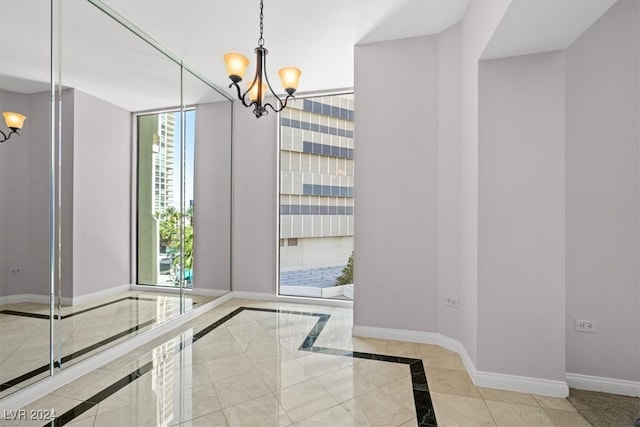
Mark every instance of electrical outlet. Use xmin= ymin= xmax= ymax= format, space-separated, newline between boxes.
xmin=575 ymin=319 xmax=598 ymax=333
xmin=444 ymin=296 xmax=459 ymax=308
xmin=9 ymin=268 xmax=22 ymax=275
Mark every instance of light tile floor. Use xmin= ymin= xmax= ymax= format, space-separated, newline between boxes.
xmin=0 ymin=291 xmax=214 ymax=399
xmin=0 ymin=299 xmax=596 ymax=426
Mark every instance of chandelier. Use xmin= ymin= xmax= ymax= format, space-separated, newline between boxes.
xmin=224 ymin=0 xmax=301 ymax=118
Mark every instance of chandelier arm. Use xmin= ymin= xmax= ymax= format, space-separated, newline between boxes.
xmin=264 ymin=94 xmax=294 ymax=114
xmin=229 ymin=81 xmax=253 ymax=108
xmin=0 ymin=129 xmax=17 ymax=143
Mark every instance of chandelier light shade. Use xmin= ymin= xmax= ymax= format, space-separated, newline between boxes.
xmin=224 ymin=0 xmax=301 ymax=118
xmin=0 ymin=112 xmax=26 ymax=143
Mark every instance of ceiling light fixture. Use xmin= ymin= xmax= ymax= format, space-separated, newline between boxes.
xmin=0 ymin=112 xmax=26 ymax=143
xmin=224 ymin=0 xmax=301 ymax=118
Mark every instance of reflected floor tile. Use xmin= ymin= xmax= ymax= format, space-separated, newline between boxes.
xmin=485 ymin=400 xmax=555 ymax=426
xmin=0 ymin=394 xmax=96 ymax=427
xmin=431 ymin=391 xmax=495 ymax=427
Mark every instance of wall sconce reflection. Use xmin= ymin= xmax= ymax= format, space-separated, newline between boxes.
xmin=0 ymin=112 xmax=26 ymax=143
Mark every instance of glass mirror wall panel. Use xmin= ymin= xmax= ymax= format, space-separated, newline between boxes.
xmin=53 ymin=0 xmax=184 ymax=370
xmin=182 ymin=70 xmax=233 ymax=297
xmin=0 ymin=0 xmax=53 ymax=397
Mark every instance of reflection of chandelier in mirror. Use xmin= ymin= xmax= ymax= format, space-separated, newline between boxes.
xmin=224 ymin=0 xmax=301 ymax=118
xmin=0 ymin=112 xmax=26 ymax=143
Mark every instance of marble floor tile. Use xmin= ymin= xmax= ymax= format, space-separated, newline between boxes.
xmin=257 ymin=358 xmax=315 ymax=392
xmin=478 ymin=387 xmax=539 ymax=406
xmin=385 ymin=340 xmax=422 ymax=358
xmin=351 ymin=359 xmax=410 ymax=388
xmin=223 ymin=392 xmax=291 ymax=426
xmin=430 ymin=391 xmax=496 ymax=427
xmin=276 ymin=377 xmax=340 ymax=422
xmin=211 ymin=369 xmax=272 ymax=408
xmin=11 ymin=299 xmax=637 ymax=427
xmin=485 ymin=400 xmax=555 ymax=427
xmin=342 ymin=388 xmax=415 ymax=426
xmin=425 ymin=367 xmax=482 ymax=399
xmin=532 ymin=394 xmax=578 ymax=411
xmin=542 ymin=408 xmax=591 ymax=427
xmin=380 ymin=375 xmax=417 ymax=414
xmin=180 ymin=410 xmax=229 ymax=427
xmin=314 ymin=366 xmax=377 ymax=404
xmin=294 ymin=404 xmax=363 ymax=427
xmin=421 ymin=353 xmax=466 ymax=371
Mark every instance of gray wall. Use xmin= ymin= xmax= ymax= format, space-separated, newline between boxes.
xmin=0 ymin=89 xmax=50 ymax=298
xmin=232 ymin=102 xmax=278 ymax=293
xmin=353 ymin=35 xmax=439 ymax=332
xmin=71 ymin=90 xmax=131 ymax=297
xmin=0 ymin=90 xmax=32 ymax=296
xmin=565 ymin=0 xmax=639 ymax=382
xmin=478 ymin=51 xmax=566 ymax=380
xmin=194 ymin=101 xmax=232 ymax=292
xmin=437 ymin=23 xmax=462 ymax=341
xmin=457 ymin=0 xmax=512 ymax=364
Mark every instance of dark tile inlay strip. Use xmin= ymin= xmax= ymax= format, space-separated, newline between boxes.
xmin=0 ymin=319 xmax=156 ymax=392
xmin=0 ymin=296 xmax=158 ymax=320
xmin=47 ymin=307 xmax=437 ymax=427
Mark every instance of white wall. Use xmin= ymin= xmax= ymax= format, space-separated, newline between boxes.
xmin=353 ymin=35 xmax=439 ymax=332
xmin=193 ymin=101 xmax=232 ymax=292
xmin=565 ymin=0 xmax=639 ymax=382
xmin=478 ymin=51 xmax=566 ymax=381
xmin=232 ymin=102 xmax=279 ymax=293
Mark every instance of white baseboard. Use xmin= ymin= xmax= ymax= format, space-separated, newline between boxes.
xmin=566 ymin=372 xmax=640 ymax=397
xmin=352 ymin=325 xmax=569 ymax=397
xmin=233 ymin=291 xmax=353 ymax=308
xmin=0 ymin=294 xmax=50 ymax=306
xmin=0 ymin=294 xmax=231 ymax=412
xmin=72 ymin=284 xmax=131 ymax=306
xmin=191 ymin=288 xmax=230 ymax=297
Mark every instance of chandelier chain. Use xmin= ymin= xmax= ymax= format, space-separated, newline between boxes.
xmin=258 ymin=0 xmax=264 ymax=47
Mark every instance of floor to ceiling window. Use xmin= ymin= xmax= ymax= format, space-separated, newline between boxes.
xmin=278 ymin=93 xmax=355 ymax=300
xmin=137 ymin=109 xmax=195 ymax=287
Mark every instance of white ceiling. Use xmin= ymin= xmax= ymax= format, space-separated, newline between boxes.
xmin=0 ymin=0 xmax=620 ymax=111
xmin=482 ymin=0 xmax=618 ymax=60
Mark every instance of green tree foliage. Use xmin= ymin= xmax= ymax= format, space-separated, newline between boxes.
xmin=335 ymin=251 xmax=354 ymax=286
xmin=157 ymin=206 xmax=194 ymax=279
